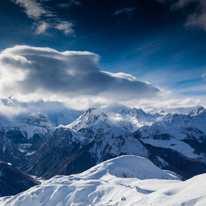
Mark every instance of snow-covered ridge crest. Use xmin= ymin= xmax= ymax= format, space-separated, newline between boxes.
xmin=77 ymin=155 xmax=179 ymax=180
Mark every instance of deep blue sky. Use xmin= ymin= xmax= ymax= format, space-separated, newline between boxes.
xmin=0 ymin=0 xmax=206 ymax=107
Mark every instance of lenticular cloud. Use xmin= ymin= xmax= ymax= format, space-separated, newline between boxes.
xmin=0 ymin=45 xmax=160 ymax=101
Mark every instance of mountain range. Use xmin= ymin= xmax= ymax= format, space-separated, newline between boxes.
xmin=27 ymin=106 xmax=206 ymax=179
xmin=0 ymin=103 xmax=206 ymax=199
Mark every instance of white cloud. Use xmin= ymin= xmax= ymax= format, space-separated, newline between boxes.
xmin=54 ymin=21 xmax=74 ymax=35
xmin=113 ymin=7 xmax=137 ymax=20
xmin=157 ymin=0 xmax=206 ymax=31
xmin=114 ymin=7 xmax=136 ymax=16
xmin=201 ymin=73 xmax=206 ymax=81
xmin=35 ymin=21 xmax=50 ymax=34
xmin=0 ymin=45 xmax=160 ymax=104
xmin=12 ymin=0 xmax=48 ymax=19
xmin=103 ymin=71 xmax=137 ymax=81
xmin=11 ymin=0 xmax=75 ymax=35
xmin=0 ymin=100 xmax=27 ymax=117
xmin=119 ymin=96 xmax=205 ymax=113
xmin=57 ymin=0 xmax=81 ymax=8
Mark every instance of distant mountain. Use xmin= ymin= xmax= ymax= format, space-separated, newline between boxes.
xmin=0 ymin=101 xmax=84 ymax=198
xmin=0 ymin=162 xmax=39 ymax=197
xmin=0 ymin=99 xmax=83 ymax=126
xmin=0 ymin=113 xmax=55 ymax=144
xmin=188 ymin=106 xmax=205 ymax=117
xmin=26 ymin=107 xmax=206 ymax=179
xmin=27 ymin=108 xmax=151 ymax=179
xmin=108 ymin=107 xmax=162 ymax=132
xmin=136 ymin=107 xmax=206 ymax=178
xmin=0 ymin=100 xmax=83 ymax=166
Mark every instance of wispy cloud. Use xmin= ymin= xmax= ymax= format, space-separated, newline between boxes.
xmin=157 ymin=0 xmax=206 ymax=31
xmin=113 ymin=7 xmax=137 ymax=20
xmin=35 ymin=21 xmax=50 ymax=34
xmin=11 ymin=0 xmax=49 ymax=19
xmin=201 ymin=73 xmax=206 ymax=81
xmin=56 ymin=0 xmax=81 ymax=8
xmin=54 ymin=21 xmax=74 ymax=35
xmin=11 ymin=0 xmax=75 ymax=35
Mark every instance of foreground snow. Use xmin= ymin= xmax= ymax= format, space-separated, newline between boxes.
xmin=2 ymin=156 xmax=206 ymax=206
xmin=3 ymin=155 xmax=206 ymax=206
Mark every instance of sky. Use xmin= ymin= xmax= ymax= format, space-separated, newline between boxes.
xmin=0 ymin=0 xmax=206 ymax=111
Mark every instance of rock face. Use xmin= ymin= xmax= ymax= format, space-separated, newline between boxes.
xmin=0 ymin=162 xmax=39 ymax=197
xmin=0 ymin=135 xmax=23 ymax=167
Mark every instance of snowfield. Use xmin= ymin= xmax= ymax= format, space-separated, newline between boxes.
xmin=1 ymin=155 xmax=205 ymax=206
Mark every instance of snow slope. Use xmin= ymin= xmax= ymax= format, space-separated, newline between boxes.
xmin=1 ymin=155 xmax=205 ymax=205
xmin=108 ymin=108 xmax=163 ymax=133
xmin=0 ymin=155 xmax=182 ymax=206
xmin=139 ymin=173 xmax=206 ymax=205
xmin=76 ymin=155 xmax=179 ymax=180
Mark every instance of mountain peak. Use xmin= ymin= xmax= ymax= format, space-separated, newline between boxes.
xmin=84 ymin=108 xmax=97 ymax=115
xmin=119 ymin=108 xmax=146 ymax=117
xmin=69 ymin=108 xmax=109 ymax=131
xmin=82 ymin=108 xmax=108 ymax=118
xmin=188 ymin=106 xmax=205 ymax=117
xmin=25 ymin=114 xmax=54 ymax=127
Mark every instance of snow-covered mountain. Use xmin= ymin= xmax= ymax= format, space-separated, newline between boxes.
xmin=5 ymin=156 xmax=206 ymax=206
xmin=0 ymin=100 xmax=83 ymax=168
xmin=25 ymin=106 xmax=206 ymax=179
xmin=0 ymin=114 xmax=55 ymax=144
xmin=27 ymin=108 xmax=150 ymax=179
xmin=135 ymin=107 xmax=206 ymax=178
xmin=1 ymin=104 xmax=206 ymax=198
xmin=108 ymin=107 xmax=163 ymax=132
